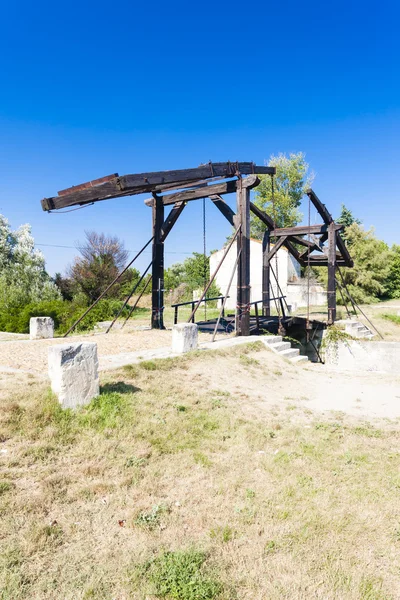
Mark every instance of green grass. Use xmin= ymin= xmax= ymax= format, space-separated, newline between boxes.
xmin=136 ymin=549 xmax=223 ymax=599
xmin=2 ymin=344 xmax=400 ymax=599
xmin=382 ymin=313 xmax=400 ymax=325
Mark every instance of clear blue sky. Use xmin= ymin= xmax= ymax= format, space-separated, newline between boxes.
xmin=1 ymin=0 xmax=399 ymax=275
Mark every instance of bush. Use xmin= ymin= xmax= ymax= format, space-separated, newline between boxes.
xmin=0 ymin=298 xmax=139 ymax=334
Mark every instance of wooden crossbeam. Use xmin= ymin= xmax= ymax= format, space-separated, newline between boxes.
xmin=159 ymin=177 xmax=254 ymax=206
xmin=306 ymin=188 xmax=333 ymax=224
xmin=271 ymin=223 xmax=343 ymax=237
xmin=306 ymin=188 xmax=353 ymax=267
xmin=249 ymin=202 xmax=275 ymax=229
xmin=41 ymin=163 xmax=273 ymax=211
xmin=265 ymin=236 xmax=287 ymax=261
xmin=209 ymin=195 xmax=236 ymax=227
xmin=160 ymin=202 xmax=186 ymax=242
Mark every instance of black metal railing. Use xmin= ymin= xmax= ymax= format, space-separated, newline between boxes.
xmin=171 ymin=296 xmax=229 ymax=324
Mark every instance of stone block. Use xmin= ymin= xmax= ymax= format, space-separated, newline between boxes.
xmin=172 ymin=323 xmax=198 ymax=354
xmin=30 ymin=317 xmax=54 ymax=340
xmin=48 ymin=342 xmax=99 ymax=409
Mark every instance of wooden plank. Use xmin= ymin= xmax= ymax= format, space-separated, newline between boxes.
xmin=160 ymin=202 xmax=186 ymax=242
xmin=262 ymin=229 xmax=271 ymax=316
xmin=265 ymin=236 xmax=287 ymax=261
xmin=249 ymin=202 xmax=275 ymax=229
xmin=271 ymin=223 xmax=343 ymax=237
xmin=151 ymin=194 xmax=165 ymax=329
xmin=42 ymin=163 xmax=273 ymax=211
xmin=336 ymin=232 xmax=354 ymax=267
xmin=284 ymin=239 xmax=303 ymax=263
xmin=210 ymin=195 xmax=236 ymax=226
xmin=306 ymin=188 xmax=333 ymax=224
xmin=236 ymin=179 xmax=251 ymax=337
xmin=161 ymin=178 xmax=239 ymax=206
xmin=58 ymin=173 xmax=118 ymax=196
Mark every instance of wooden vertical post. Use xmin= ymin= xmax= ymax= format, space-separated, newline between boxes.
xmin=236 ymin=179 xmax=251 ymax=336
xmin=262 ymin=229 xmax=271 ymax=316
xmin=151 ymin=193 xmax=165 ymax=329
xmin=327 ymin=221 xmax=337 ymax=325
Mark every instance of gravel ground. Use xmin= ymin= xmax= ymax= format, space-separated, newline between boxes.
xmin=0 ymin=326 xmax=215 ymax=375
xmin=0 ymin=328 xmax=173 ymax=374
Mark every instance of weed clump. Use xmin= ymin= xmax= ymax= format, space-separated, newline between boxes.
xmin=139 ymin=549 xmax=223 ymax=599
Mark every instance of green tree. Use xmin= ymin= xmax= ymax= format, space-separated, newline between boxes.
xmin=336 ymin=204 xmax=361 ymax=242
xmin=251 ymin=152 xmax=314 ymax=239
xmin=0 ymin=215 xmax=60 ymax=310
xmin=164 ymin=252 xmax=220 ymax=302
xmin=0 ymin=215 xmax=61 ymax=330
xmin=387 ymin=244 xmax=400 ymax=299
xmin=334 ymin=223 xmax=394 ymax=304
xmin=68 ymin=231 xmax=129 ymax=303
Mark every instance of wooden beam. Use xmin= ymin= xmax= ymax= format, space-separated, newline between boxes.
xmin=41 ymin=163 xmax=273 ymax=211
xmin=236 ymin=177 xmax=253 ymax=337
xmin=249 ymin=202 xmax=275 ymax=229
xmin=262 ymin=229 xmax=271 ymax=316
xmin=151 ymin=194 xmax=165 ymax=330
xmin=307 ymin=260 xmax=347 ymax=267
xmin=336 ymin=233 xmax=354 ymax=267
xmin=284 ymin=239 xmax=303 ymax=263
xmin=209 ymin=195 xmax=236 ymax=227
xmin=271 ymin=223 xmax=343 ymax=237
xmin=160 ymin=177 xmax=259 ymax=206
xmin=160 ymin=202 xmax=186 ymax=242
xmin=265 ymin=236 xmax=287 ymax=262
xmin=306 ymin=188 xmax=333 ymax=224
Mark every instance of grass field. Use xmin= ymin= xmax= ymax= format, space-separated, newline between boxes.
xmin=1 ymin=343 xmax=400 ymax=599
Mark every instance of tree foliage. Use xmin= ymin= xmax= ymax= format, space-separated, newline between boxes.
xmin=387 ymin=244 xmax=400 ymax=299
xmin=68 ymin=231 xmax=129 ymax=303
xmin=336 ymin=204 xmax=361 ymax=242
xmin=251 ymin=152 xmax=314 ymax=239
xmin=164 ymin=252 xmax=220 ymax=303
xmin=334 ymin=223 xmax=393 ymax=304
xmin=0 ymin=215 xmax=60 ymax=314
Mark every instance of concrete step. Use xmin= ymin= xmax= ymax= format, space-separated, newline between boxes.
xmin=262 ymin=336 xmax=283 ymax=345
xmin=291 ymin=355 xmax=309 ymax=364
xmin=269 ymin=341 xmax=291 ymax=352
xmin=280 ymin=348 xmax=300 ymax=359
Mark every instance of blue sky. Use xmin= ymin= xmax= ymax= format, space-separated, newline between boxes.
xmin=0 ymin=0 xmax=399 ymax=274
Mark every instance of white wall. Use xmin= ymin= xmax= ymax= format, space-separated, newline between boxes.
xmin=209 ymin=239 xmax=318 ymax=311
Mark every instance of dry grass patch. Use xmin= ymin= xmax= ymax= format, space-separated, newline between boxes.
xmin=1 ymin=344 xmax=400 ymax=599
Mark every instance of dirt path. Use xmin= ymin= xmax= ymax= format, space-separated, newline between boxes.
xmin=1 ymin=329 xmax=399 ymax=421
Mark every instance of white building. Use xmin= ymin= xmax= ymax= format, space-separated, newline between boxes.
xmin=209 ymin=239 xmax=327 ymax=311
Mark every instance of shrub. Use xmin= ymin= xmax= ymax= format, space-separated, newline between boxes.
xmin=0 ymin=298 xmax=140 ymax=334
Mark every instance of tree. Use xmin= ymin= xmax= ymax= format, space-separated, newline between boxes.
xmin=164 ymin=252 xmax=220 ymax=303
xmin=335 ymin=223 xmax=393 ymax=304
xmin=250 ymin=152 xmax=314 ymax=239
xmin=387 ymin=244 xmax=400 ymax=299
xmin=336 ymin=204 xmax=361 ymax=242
xmin=0 ymin=215 xmax=61 ymax=320
xmin=68 ymin=231 xmax=129 ymax=303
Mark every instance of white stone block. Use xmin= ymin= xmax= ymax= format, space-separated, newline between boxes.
xmin=30 ymin=317 xmax=54 ymax=340
xmin=48 ymin=342 xmax=99 ymax=409
xmin=172 ymin=323 xmax=198 ymax=354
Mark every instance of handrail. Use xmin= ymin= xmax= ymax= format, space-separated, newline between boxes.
xmin=171 ymin=295 xmax=228 ymax=308
xmin=172 ymin=295 xmax=229 ymax=325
